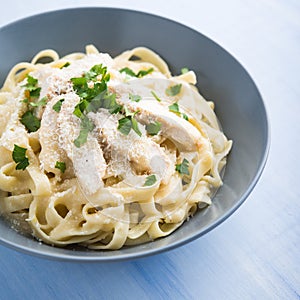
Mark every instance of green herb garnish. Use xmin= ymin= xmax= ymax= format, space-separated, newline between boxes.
xmin=117 ymin=117 xmax=132 ymax=136
xmin=60 ymin=62 xmax=70 ymax=69
xmin=12 ymin=144 xmax=29 ymax=170
xmin=168 ymin=102 xmax=180 ymax=113
xmin=136 ymin=68 xmax=154 ymax=77
xmin=166 ymin=84 xmax=182 ymax=96
xmin=73 ymin=99 xmax=89 ymax=118
xmin=20 ymin=75 xmax=44 ymax=132
xmin=168 ymin=102 xmax=189 ymax=120
xmin=74 ymin=116 xmax=95 ymax=148
xmin=98 ymin=93 xmax=122 ymax=114
xmin=144 ymin=174 xmax=157 ymax=186
xmin=84 ymin=92 xmax=122 ymax=116
xmin=22 ymin=75 xmax=41 ymax=98
xmin=131 ymin=117 xmax=142 ymax=137
xmin=119 ymin=67 xmax=136 ymax=77
xmin=22 ymin=75 xmax=38 ymax=91
xmin=181 ymin=67 xmax=189 ymax=74
xmin=71 ymin=64 xmax=121 ymax=147
xmin=71 ymin=76 xmax=87 ymax=93
xmin=85 ymin=64 xmax=110 ymax=82
xmin=55 ymin=161 xmax=66 ymax=173
xmin=20 ymin=111 xmax=41 ymax=132
xmin=175 ymin=158 xmax=190 ymax=175
xmin=151 ymin=91 xmax=161 ymax=102
xmin=29 ymin=87 xmax=41 ymax=98
xmin=118 ymin=108 xmax=141 ymax=137
xmin=120 ymin=67 xmax=154 ymax=78
xmin=146 ymin=121 xmax=161 ymax=136
xmin=182 ymin=113 xmax=189 ymax=121
xmin=29 ymin=96 xmax=47 ymax=107
xmin=52 ymin=99 xmax=64 ymax=112
xmin=129 ymin=94 xmax=141 ymax=102
xmin=71 ymin=64 xmax=114 ymax=116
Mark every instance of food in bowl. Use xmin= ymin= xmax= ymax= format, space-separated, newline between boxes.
xmin=0 ymin=45 xmax=232 ymax=249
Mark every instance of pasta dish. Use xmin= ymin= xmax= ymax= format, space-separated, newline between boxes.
xmin=0 ymin=45 xmax=232 ymax=249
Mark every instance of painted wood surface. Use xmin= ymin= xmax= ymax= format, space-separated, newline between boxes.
xmin=0 ymin=1 xmax=299 ymax=299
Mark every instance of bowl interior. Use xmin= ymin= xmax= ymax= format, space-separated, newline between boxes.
xmin=0 ymin=7 xmax=269 ymax=261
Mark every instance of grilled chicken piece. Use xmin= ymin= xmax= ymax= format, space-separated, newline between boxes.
xmin=39 ymin=97 xmax=71 ymax=178
xmin=119 ymin=97 xmax=205 ymax=152
xmin=109 ymin=82 xmax=208 ymax=152
xmin=128 ymin=138 xmax=175 ymax=184
xmin=57 ymin=94 xmax=106 ymax=195
xmin=89 ymin=110 xmax=174 ymax=184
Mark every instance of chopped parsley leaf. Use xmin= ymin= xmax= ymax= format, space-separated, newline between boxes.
xmin=86 ymin=92 xmax=122 ymax=115
xmin=29 ymin=96 xmax=47 ymax=107
xmin=60 ymin=62 xmax=70 ymax=69
xmin=168 ymin=102 xmax=180 ymax=113
xmin=151 ymin=91 xmax=161 ymax=102
xmin=74 ymin=116 xmax=95 ymax=148
xmin=85 ymin=64 xmax=110 ymax=82
xmin=129 ymin=94 xmax=141 ymax=102
xmin=119 ymin=67 xmax=136 ymax=77
xmin=168 ymin=102 xmax=189 ymax=120
xmin=71 ymin=77 xmax=88 ymax=101
xmin=20 ymin=75 xmax=44 ymax=132
xmin=131 ymin=117 xmax=142 ymax=137
xmin=118 ymin=111 xmax=141 ymax=137
xmin=146 ymin=121 xmax=161 ymax=136
xmin=22 ymin=75 xmax=38 ymax=91
xmin=52 ymin=99 xmax=64 ymax=112
xmin=71 ymin=76 xmax=87 ymax=89
xmin=144 ymin=175 xmax=157 ymax=186
xmin=55 ymin=161 xmax=66 ymax=173
xmin=120 ymin=67 xmax=154 ymax=78
xmin=71 ymin=64 xmax=119 ymax=147
xmin=100 ymin=93 xmax=122 ymax=114
xmin=20 ymin=111 xmax=41 ymax=132
xmin=182 ymin=113 xmax=189 ymax=121
xmin=117 ymin=117 xmax=132 ymax=136
xmin=136 ymin=68 xmax=154 ymax=78
xmin=29 ymin=87 xmax=41 ymax=98
xmin=166 ymin=84 xmax=182 ymax=96
xmin=181 ymin=67 xmax=189 ymax=74
xmin=175 ymin=158 xmax=190 ymax=175
xmin=71 ymin=65 xmax=117 ymax=119
xmin=73 ymin=99 xmax=89 ymax=118
xmin=22 ymin=75 xmax=41 ymax=98
xmin=12 ymin=144 xmax=29 ymax=170
xmin=74 ymin=130 xmax=89 ymax=148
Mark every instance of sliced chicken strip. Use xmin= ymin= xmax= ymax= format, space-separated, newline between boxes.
xmin=57 ymin=93 xmax=107 ymax=195
xmin=128 ymin=139 xmax=174 ymax=183
xmin=88 ymin=110 xmax=174 ymax=184
xmin=109 ymin=84 xmax=208 ymax=152
xmin=88 ymin=110 xmax=132 ymax=178
xmin=39 ymin=96 xmax=73 ymax=179
xmin=118 ymin=96 xmax=209 ymax=153
xmin=72 ymin=137 xmax=107 ymax=195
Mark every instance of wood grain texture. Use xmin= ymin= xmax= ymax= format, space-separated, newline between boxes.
xmin=0 ymin=0 xmax=299 ymax=299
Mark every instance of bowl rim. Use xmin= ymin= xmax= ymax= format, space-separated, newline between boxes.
xmin=0 ymin=6 xmax=270 ymax=262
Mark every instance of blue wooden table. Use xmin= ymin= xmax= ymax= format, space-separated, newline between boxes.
xmin=1 ymin=1 xmax=299 ymax=299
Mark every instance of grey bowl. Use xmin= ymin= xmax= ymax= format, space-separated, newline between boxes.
xmin=0 ymin=7 xmax=269 ymax=261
